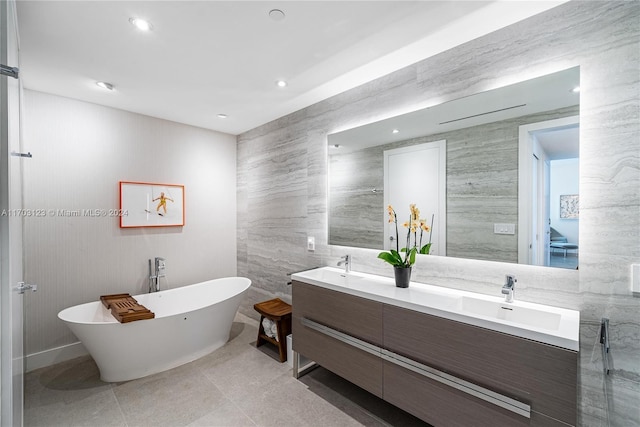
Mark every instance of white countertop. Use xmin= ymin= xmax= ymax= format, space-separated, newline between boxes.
xmin=291 ymin=267 xmax=580 ymax=351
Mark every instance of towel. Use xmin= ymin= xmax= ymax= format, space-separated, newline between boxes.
xmin=261 ymin=318 xmax=280 ymax=341
xmin=262 ymin=318 xmax=279 ymax=341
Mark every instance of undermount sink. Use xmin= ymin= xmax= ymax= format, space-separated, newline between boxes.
xmin=460 ymin=297 xmax=562 ymax=331
xmin=296 ymin=267 xmax=362 ymax=286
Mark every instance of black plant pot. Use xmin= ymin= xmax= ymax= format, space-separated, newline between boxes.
xmin=393 ymin=266 xmax=412 ymax=288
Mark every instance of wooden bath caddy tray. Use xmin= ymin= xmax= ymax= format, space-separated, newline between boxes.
xmin=100 ymin=293 xmax=155 ymax=323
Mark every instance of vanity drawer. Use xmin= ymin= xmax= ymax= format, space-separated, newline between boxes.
xmin=384 ymin=362 xmax=570 ymax=427
xmin=383 ymin=361 xmax=529 ymax=427
xmin=383 ymin=304 xmax=577 ymax=425
xmin=292 ymin=313 xmax=383 ymax=397
xmin=292 ymin=281 xmax=383 ymax=345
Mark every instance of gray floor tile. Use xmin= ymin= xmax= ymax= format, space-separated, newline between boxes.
xmin=24 ymin=313 xmax=429 ymax=427
xmin=113 ymin=363 xmax=226 ymax=427
xmin=25 ymin=355 xmax=113 ymax=409
xmin=186 ymin=398 xmax=256 ymax=427
xmin=24 ymin=388 xmax=126 ymax=427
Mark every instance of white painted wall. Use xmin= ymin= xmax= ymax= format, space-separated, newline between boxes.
xmin=22 ymin=90 xmax=237 ymax=367
xmin=550 ymin=158 xmax=579 ymax=244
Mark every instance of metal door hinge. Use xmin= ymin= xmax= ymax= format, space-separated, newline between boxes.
xmin=16 ymin=282 xmax=37 ymax=294
xmin=0 ymin=64 xmax=19 ymax=79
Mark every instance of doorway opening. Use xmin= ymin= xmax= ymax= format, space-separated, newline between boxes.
xmin=518 ymin=116 xmax=579 ymax=269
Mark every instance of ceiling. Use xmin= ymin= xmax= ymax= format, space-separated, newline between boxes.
xmin=328 ymin=66 xmax=580 ymax=158
xmin=15 ymin=1 xmax=565 ymax=136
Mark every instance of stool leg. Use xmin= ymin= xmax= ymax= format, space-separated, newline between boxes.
xmin=276 ymin=319 xmax=287 ymax=362
xmin=256 ymin=316 xmax=266 ymax=347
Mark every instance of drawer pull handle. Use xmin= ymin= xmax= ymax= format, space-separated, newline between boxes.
xmin=301 ymin=317 xmax=531 ymax=419
xmin=600 ymin=318 xmax=610 ymax=375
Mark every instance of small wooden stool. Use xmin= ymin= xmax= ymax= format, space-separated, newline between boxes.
xmin=254 ymin=298 xmax=292 ymax=362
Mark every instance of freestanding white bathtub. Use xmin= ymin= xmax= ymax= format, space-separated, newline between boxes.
xmin=58 ymin=277 xmax=251 ymax=382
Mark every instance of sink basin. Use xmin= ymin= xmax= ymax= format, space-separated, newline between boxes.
xmin=293 ymin=268 xmax=362 ymax=287
xmin=460 ymin=297 xmax=561 ymax=331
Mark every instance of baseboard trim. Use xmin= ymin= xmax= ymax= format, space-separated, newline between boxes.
xmin=26 ymin=342 xmax=89 ymax=372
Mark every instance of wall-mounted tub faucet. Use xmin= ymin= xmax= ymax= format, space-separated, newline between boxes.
xmin=337 ymin=255 xmax=351 ymax=273
xmin=149 ymin=257 xmax=166 ymax=292
xmin=501 ymin=274 xmax=516 ymax=302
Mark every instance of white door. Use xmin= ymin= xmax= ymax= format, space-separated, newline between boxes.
xmin=530 ymin=152 xmax=539 ymax=265
xmin=542 ymin=160 xmax=551 ymax=266
xmin=383 ymin=140 xmax=446 ymax=256
xmin=1 ymin=1 xmax=25 ymax=425
xmin=532 ymin=138 xmax=551 ymax=266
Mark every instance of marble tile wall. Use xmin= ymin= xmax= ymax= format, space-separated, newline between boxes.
xmin=328 ymin=146 xmax=384 ymax=250
xmin=237 ymin=2 xmax=639 ymax=425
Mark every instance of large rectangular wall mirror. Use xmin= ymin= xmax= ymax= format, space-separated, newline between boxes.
xmin=328 ymin=66 xmax=580 ymax=269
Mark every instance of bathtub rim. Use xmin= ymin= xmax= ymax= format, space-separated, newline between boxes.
xmin=57 ymin=276 xmax=251 ymax=325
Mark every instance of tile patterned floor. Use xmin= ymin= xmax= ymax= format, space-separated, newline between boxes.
xmin=25 ymin=313 xmax=429 ymax=427
xmin=549 ymin=252 xmax=579 ymax=270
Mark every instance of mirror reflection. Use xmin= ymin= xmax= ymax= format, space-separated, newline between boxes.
xmin=328 ymin=67 xmax=580 ymax=269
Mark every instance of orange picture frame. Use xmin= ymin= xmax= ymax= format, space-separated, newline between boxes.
xmin=119 ymin=181 xmax=185 ymax=228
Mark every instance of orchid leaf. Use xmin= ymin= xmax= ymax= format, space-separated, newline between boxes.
xmin=378 ymin=251 xmax=403 ymax=266
xmin=420 ymin=243 xmax=432 ymax=255
xmin=409 ymin=247 xmax=417 ymax=265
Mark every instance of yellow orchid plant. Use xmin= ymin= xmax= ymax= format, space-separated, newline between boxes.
xmin=377 ymin=204 xmax=433 ymax=267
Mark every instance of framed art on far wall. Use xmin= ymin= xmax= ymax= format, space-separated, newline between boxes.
xmin=559 ymin=194 xmax=579 ymax=219
xmin=119 ymin=181 xmax=185 ymax=228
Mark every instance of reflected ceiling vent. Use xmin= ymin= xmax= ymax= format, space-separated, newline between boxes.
xmin=439 ymin=104 xmax=526 ymax=125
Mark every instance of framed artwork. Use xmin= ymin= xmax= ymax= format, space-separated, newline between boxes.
xmin=119 ymin=181 xmax=185 ymax=228
xmin=559 ymin=194 xmax=579 ymax=219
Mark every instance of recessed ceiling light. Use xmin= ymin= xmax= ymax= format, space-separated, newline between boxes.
xmin=96 ymin=81 xmax=114 ymax=91
xmin=129 ymin=18 xmax=153 ymax=31
xmin=276 ymin=80 xmax=288 ymax=88
xmin=217 ymin=114 xmax=228 ymax=119
xmin=332 ymin=144 xmax=340 ymax=149
xmin=269 ymin=9 xmax=286 ymax=21
xmin=572 ymin=86 xmax=580 ymax=93
xmin=392 ymin=129 xmax=399 ymax=134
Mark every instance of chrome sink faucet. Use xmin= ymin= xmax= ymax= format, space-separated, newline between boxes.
xmin=501 ymin=274 xmax=516 ymax=302
xmin=337 ymin=255 xmax=351 ymax=273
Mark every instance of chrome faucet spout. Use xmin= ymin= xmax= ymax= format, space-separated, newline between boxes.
xmin=337 ymin=255 xmax=351 ymax=273
xmin=501 ymin=274 xmax=516 ymax=302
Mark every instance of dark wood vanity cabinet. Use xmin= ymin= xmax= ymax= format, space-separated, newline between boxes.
xmin=384 ymin=305 xmax=577 ymax=426
xmin=292 ymin=280 xmax=578 ymax=427
xmin=292 ymin=281 xmax=384 ymax=397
